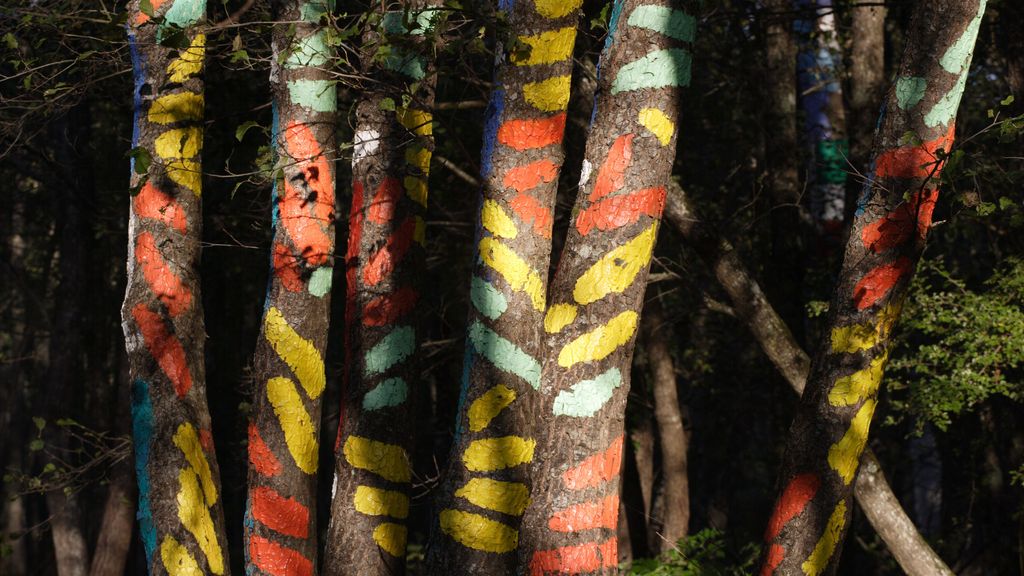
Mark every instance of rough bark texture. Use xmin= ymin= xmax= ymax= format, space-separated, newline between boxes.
xmin=760 ymin=1 xmax=986 ymax=574
xmin=518 ymin=0 xmax=692 ymax=572
xmin=88 ymin=465 xmax=137 ymax=576
xmin=641 ymin=299 xmax=689 ymax=552
xmin=123 ymin=2 xmax=231 ymax=574
xmin=663 ymin=185 xmax=955 ymax=576
xmin=244 ymin=1 xmax=336 ymax=574
xmin=425 ymin=0 xmax=582 ymax=573
xmin=847 ymin=0 xmax=886 ymax=214
xmin=324 ymin=3 xmax=440 ymax=574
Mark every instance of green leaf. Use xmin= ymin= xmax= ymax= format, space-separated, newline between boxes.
xmin=3 ymin=32 xmax=18 ymax=50
xmin=379 ymin=97 xmax=396 ymax=111
xmin=127 ymin=146 xmax=152 ymax=175
xmin=235 ymin=120 xmax=261 ymax=142
xmin=29 ymin=439 xmax=44 ymax=452
xmin=977 ymin=201 xmax=996 ymax=216
xmin=1001 ymin=94 xmax=1015 ymax=107
xmin=999 ymin=197 xmax=1015 ymax=211
xmin=32 ymin=417 xmax=45 ymax=431
xmin=42 ymin=463 xmax=56 ymax=474
xmin=140 ymin=0 xmax=155 ymax=17
xmin=230 ymin=49 xmax=250 ymax=64
xmin=56 ymin=418 xmax=76 ymax=427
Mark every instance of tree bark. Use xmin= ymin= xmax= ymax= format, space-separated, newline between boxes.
xmin=663 ymin=185 xmax=955 ymax=576
xmin=324 ymin=3 xmax=441 ymax=574
xmin=244 ymin=1 xmax=337 ymax=574
xmin=760 ymin=1 xmax=987 ymax=574
xmin=847 ymin=0 xmax=887 ymax=216
xmin=425 ymin=0 xmax=582 ymax=573
xmin=123 ymin=2 xmax=231 ymax=573
xmin=88 ymin=465 xmax=137 ymax=576
xmin=518 ymin=1 xmax=693 ymax=573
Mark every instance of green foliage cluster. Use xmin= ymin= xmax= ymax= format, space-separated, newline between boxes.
xmin=625 ymin=529 xmax=759 ymax=576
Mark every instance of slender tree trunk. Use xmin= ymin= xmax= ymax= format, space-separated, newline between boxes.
xmin=760 ymin=1 xmax=987 ymax=574
xmin=123 ymin=2 xmax=232 ymax=573
xmin=846 ymin=0 xmax=886 ymax=216
xmin=324 ymin=3 xmax=441 ymax=574
xmin=519 ymin=1 xmax=693 ymax=572
xmin=662 ymin=186 xmax=955 ymax=576
xmin=244 ymin=1 xmax=337 ymax=574
xmin=425 ymin=0 xmax=582 ymax=573
xmin=641 ymin=299 xmax=690 ymax=552
xmin=994 ymin=0 xmax=1024 ymax=114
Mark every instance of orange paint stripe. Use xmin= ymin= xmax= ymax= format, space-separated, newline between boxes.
xmin=853 ymin=257 xmax=911 ymax=310
xmin=134 ymin=0 xmax=167 ymax=24
xmin=251 ymin=486 xmax=309 ymax=539
xmin=548 ymin=494 xmax=619 ymax=532
xmin=367 ymin=177 xmax=402 ymax=224
xmin=281 ymin=121 xmax=334 ymax=267
xmin=562 ymin=436 xmax=623 ymax=491
xmin=761 ymin=544 xmax=784 ymax=576
xmin=248 ymin=423 xmax=282 ymax=477
xmin=249 ymin=535 xmax=312 ymax=576
xmin=509 ymin=193 xmax=554 ymax=238
xmin=136 ymin=232 xmax=192 ymax=317
xmin=362 ymin=216 xmax=416 ymax=287
xmin=576 ymin=186 xmax=665 ymax=236
xmin=764 ymin=473 xmax=820 ymax=542
xmin=874 ymin=124 xmax=955 ymax=180
xmin=529 ymin=538 xmax=617 ymax=576
xmin=503 ymin=160 xmax=559 ymax=193
xmin=131 ymin=303 xmax=192 ymax=397
xmin=273 ymin=242 xmax=304 ymax=293
xmin=590 ymin=134 xmax=634 ymax=202
xmin=363 ymin=286 xmax=419 ymax=327
xmin=497 ymin=113 xmax=566 ymax=151
xmin=860 ymin=189 xmax=937 ymax=254
xmin=134 ymin=182 xmax=186 ymax=232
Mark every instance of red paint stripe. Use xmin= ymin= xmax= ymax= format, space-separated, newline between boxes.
xmin=131 ymin=303 xmax=192 ymax=397
xmin=853 ymin=256 xmax=912 ymax=310
xmin=136 ymin=232 xmax=192 ymax=317
xmin=367 ymin=177 xmax=402 ymax=224
xmin=362 ymin=216 xmax=416 ymax=287
xmin=861 ymin=189 xmax=937 ymax=254
xmin=134 ymin=181 xmax=186 ymax=232
xmin=248 ymin=423 xmax=282 ymax=477
xmin=251 ymin=486 xmax=310 ymax=539
xmin=590 ymin=134 xmax=634 ymax=202
xmin=576 ymin=186 xmax=665 ymax=236
xmin=249 ymin=535 xmax=313 ymax=576
xmin=529 ymin=538 xmax=617 ymax=575
xmin=497 ymin=113 xmax=567 ymax=151
xmin=761 ymin=544 xmax=785 ymax=576
xmin=281 ymin=121 xmax=335 ymax=267
xmin=510 ymin=193 xmax=554 ymax=238
xmin=273 ymin=242 xmax=304 ymax=292
xmin=363 ymin=286 xmax=419 ymax=326
xmin=503 ymin=160 xmax=559 ymax=193
xmin=764 ymin=473 xmax=820 ymax=542
xmin=874 ymin=124 xmax=955 ymax=180
xmin=562 ymin=436 xmax=623 ymax=491
xmin=339 ymin=180 xmax=366 ymax=451
xmin=548 ymin=494 xmax=619 ymax=532
xmin=199 ymin=429 xmax=214 ymax=452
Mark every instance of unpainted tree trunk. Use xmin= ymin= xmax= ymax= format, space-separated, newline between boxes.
xmin=123 ymin=1 xmax=232 ymax=573
xmin=846 ymin=0 xmax=887 ymax=217
xmin=324 ymin=2 xmax=441 ymax=574
xmin=760 ymin=1 xmax=987 ymax=574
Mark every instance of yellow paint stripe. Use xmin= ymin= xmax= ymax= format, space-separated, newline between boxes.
xmin=827 ymin=399 xmax=877 ymax=485
xmin=176 ymin=468 xmax=225 ymax=574
xmin=801 ymin=501 xmax=848 ymax=576
xmin=160 ymin=535 xmax=202 ymax=576
xmin=397 ymin=108 xmax=432 ymax=137
xmin=463 ymin=436 xmax=535 ymax=472
xmin=373 ymin=522 xmax=408 ymax=557
xmin=343 ymin=435 xmax=411 ymax=483
xmin=354 ymin=485 xmax=410 ymax=519
xmin=573 ymin=224 xmax=657 ymax=305
xmin=165 ymin=159 xmax=202 ymax=195
xmin=557 ymin=310 xmax=639 ymax=368
xmin=828 ymin=353 xmax=888 ymax=406
xmin=266 ymin=377 xmax=319 ymax=475
xmin=482 ymin=199 xmax=518 ymax=239
xmin=149 ymin=92 xmax=204 ymax=124
xmin=405 ymin=145 xmax=431 ymax=175
xmin=455 ymin=478 xmax=530 ymax=516
xmin=523 ymin=75 xmax=571 ymax=112
xmin=264 ymin=306 xmax=325 ymax=399
xmin=439 ymin=509 xmax=518 ymax=553
xmin=534 ymin=0 xmax=583 ymax=19
xmin=404 ymin=176 xmax=428 ymax=207
xmin=830 ymin=302 xmax=901 ymax=354
xmin=510 ymin=27 xmax=577 ymax=66
xmin=468 ymin=384 xmax=516 ymax=432
xmin=167 ymin=34 xmax=206 ymax=83
xmin=155 ymin=127 xmax=202 ymax=159
xmin=172 ymin=423 xmax=217 ymax=506
xmin=544 ymin=303 xmax=578 ymax=334
xmin=479 ymin=237 xmax=545 ymax=311
xmin=638 ymin=107 xmax=674 ymax=146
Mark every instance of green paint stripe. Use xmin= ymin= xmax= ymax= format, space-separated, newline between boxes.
xmin=362 ymin=377 xmax=408 ymax=411
xmin=895 ymin=77 xmax=927 ymax=111
xmin=287 ymin=79 xmax=337 ymax=113
xmin=308 ymin=267 xmax=333 ymax=297
xmin=939 ymin=0 xmax=987 ymax=74
xmin=285 ymin=31 xmax=329 ymax=69
xmin=611 ymin=48 xmax=691 ymax=94
xmin=365 ymin=325 xmax=415 ymax=376
xmin=627 ymin=5 xmax=695 ymax=42
xmin=468 ymin=321 xmax=541 ymax=390
xmin=552 ymin=368 xmax=621 ymax=417
xmin=471 ymin=277 xmax=508 ymax=320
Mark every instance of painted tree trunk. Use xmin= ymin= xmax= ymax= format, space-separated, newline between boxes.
xmin=760 ymin=1 xmax=987 ymax=574
xmin=243 ymin=1 xmax=336 ymax=575
xmin=518 ymin=1 xmax=693 ymax=572
xmin=795 ymin=0 xmax=847 ymax=234
xmin=323 ymin=3 xmax=441 ymax=574
xmin=846 ymin=0 xmax=886 ymax=219
xmin=425 ymin=0 xmax=582 ymax=573
xmin=122 ymin=1 xmax=232 ymax=574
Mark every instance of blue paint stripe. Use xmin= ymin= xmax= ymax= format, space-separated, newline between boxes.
xmin=131 ymin=379 xmax=156 ymax=563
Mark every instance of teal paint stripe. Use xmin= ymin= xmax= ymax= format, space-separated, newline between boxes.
xmin=611 ymin=48 xmax=692 ymax=94
xmin=627 ymin=5 xmax=695 ymax=42
xmin=471 ymin=276 xmax=508 ymax=320
xmin=362 ymin=377 xmax=409 ymax=411
xmin=308 ymin=266 xmax=332 ymax=297
xmin=895 ymin=77 xmax=927 ymax=111
xmin=285 ymin=31 xmax=329 ymax=68
xmin=468 ymin=320 xmax=541 ymax=390
xmin=364 ymin=325 xmax=415 ymax=376
xmin=288 ymin=79 xmax=337 ymax=112
xmin=939 ymin=0 xmax=987 ymax=74
xmin=552 ymin=368 xmax=622 ymax=417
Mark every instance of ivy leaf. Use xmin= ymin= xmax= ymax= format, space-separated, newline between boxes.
xmin=235 ymin=120 xmax=261 ymax=142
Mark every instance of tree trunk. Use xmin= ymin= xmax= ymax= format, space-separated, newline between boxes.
xmin=760 ymin=1 xmax=986 ymax=574
xmin=244 ymin=1 xmax=337 ymax=574
xmin=123 ymin=2 xmax=232 ymax=573
xmin=324 ymin=3 xmax=440 ymax=574
xmin=846 ymin=0 xmax=887 ymax=217
xmin=518 ymin=1 xmax=693 ymax=572
xmin=425 ymin=0 xmax=582 ymax=573
xmin=662 ymin=185 xmax=955 ymax=576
